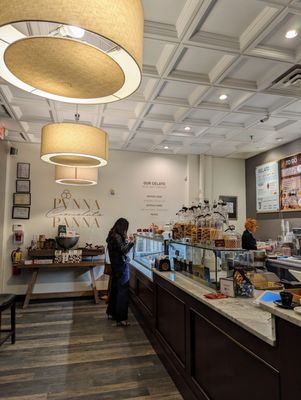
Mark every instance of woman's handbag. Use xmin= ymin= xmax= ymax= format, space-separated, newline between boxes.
xmin=104 ymin=247 xmax=112 ymax=276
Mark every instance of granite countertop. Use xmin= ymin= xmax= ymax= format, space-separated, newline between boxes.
xmin=154 ymin=270 xmax=276 ymax=346
xmin=259 ymin=300 xmax=301 ymax=328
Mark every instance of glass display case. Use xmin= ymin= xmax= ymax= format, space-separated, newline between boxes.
xmin=133 ymin=235 xmax=248 ymax=289
xmin=132 ymin=234 xmax=167 ymax=270
xmin=169 ymin=240 xmax=247 ymax=289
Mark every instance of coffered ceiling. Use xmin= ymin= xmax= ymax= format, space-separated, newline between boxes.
xmin=1 ymin=0 xmax=301 ymax=158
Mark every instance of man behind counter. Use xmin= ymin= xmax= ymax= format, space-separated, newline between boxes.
xmin=242 ymin=218 xmax=258 ymax=250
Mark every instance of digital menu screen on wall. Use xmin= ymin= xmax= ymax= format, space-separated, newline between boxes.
xmin=256 ymin=161 xmax=279 ymax=212
xmin=280 ymin=153 xmax=301 ymax=211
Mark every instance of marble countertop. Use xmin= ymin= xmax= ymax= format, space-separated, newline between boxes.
xmin=130 ymin=261 xmax=301 ymax=345
xmin=259 ymin=301 xmax=301 ymax=328
xmin=153 ymin=270 xmax=276 ymax=346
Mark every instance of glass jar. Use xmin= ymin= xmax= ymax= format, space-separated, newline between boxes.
xmin=223 ymin=230 xmax=242 ymax=249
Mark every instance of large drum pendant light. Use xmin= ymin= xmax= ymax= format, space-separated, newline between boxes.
xmin=55 ymin=166 xmax=98 ymax=186
xmin=41 ymin=123 xmax=108 ymax=168
xmin=0 ymin=0 xmax=143 ymax=104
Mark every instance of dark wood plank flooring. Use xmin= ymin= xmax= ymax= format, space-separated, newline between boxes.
xmin=0 ymin=300 xmax=183 ymax=400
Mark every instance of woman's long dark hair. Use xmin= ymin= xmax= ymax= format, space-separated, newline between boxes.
xmin=106 ymin=218 xmax=129 ymax=242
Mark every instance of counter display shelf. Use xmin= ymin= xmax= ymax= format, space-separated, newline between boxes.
xmin=169 ymin=240 xmax=247 ymax=289
xmin=132 ymin=235 xmax=248 ymax=289
xmin=133 ymin=234 xmax=167 ymax=270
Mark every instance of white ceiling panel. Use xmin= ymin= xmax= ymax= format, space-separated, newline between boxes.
xmin=2 ymin=0 xmax=301 ymax=158
xmin=259 ymin=13 xmax=301 ymax=51
xmin=142 ymin=0 xmax=186 ymax=25
xmin=199 ymin=0 xmax=264 ymax=38
xmin=174 ymin=47 xmax=225 ymax=75
xmin=227 ymin=57 xmax=285 ymax=82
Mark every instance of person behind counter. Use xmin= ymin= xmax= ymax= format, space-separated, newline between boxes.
xmin=106 ymin=217 xmax=135 ymax=327
xmin=242 ymin=218 xmax=258 ymax=250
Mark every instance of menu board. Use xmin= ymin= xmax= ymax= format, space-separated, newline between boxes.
xmin=280 ymin=153 xmax=301 ymax=211
xmin=256 ymin=161 xmax=279 ymax=212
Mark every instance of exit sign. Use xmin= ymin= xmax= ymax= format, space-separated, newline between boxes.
xmin=0 ymin=127 xmax=5 ymax=140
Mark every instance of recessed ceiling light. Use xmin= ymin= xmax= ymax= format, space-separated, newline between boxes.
xmin=219 ymin=94 xmax=228 ymax=100
xmin=184 ymin=126 xmax=191 ymax=131
xmin=276 ymin=137 xmax=283 ymax=142
xmin=285 ymin=30 xmax=298 ymax=39
xmin=164 ymin=146 xmax=169 ymax=149
xmin=60 ymin=25 xmax=85 ymax=39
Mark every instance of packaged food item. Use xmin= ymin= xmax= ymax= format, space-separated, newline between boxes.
xmin=233 ymin=270 xmax=254 ymax=297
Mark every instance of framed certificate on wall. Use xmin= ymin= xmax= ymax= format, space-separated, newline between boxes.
xmin=17 ymin=162 xmax=30 ymax=179
xmin=12 ymin=206 xmax=30 ymax=219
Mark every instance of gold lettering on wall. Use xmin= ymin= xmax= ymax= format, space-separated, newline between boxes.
xmin=47 ymin=190 xmax=102 ymax=229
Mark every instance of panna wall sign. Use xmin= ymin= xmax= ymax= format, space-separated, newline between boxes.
xmin=46 ymin=190 xmax=102 ymax=228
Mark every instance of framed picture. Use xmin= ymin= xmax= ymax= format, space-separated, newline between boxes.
xmin=13 ymin=193 xmax=31 ymax=206
xmin=17 ymin=162 xmax=30 ymax=179
xmin=12 ymin=206 xmax=30 ymax=220
xmin=219 ymin=195 xmax=238 ymax=220
xmin=16 ymin=180 xmax=31 ymax=193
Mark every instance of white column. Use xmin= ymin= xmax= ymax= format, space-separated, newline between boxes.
xmin=198 ymin=154 xmax=205 ymax=202
xmin=204 ymin=155 xmax=213 ymax=202
xmin=185 ymin=155 xmax=199 ymax=206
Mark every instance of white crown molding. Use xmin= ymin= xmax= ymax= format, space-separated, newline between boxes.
xmin=190 ymin=31 xmax=240 ymax=52
xmin=144 ymin=20 xmax=178 ymax=40
xmin=168 ymin=70 xmax=210 ymax=84
xmin=176 ymin=0 xmax=203 ymax=38
xmin=239 ymin=6 xmax=281 ymax=51
xmin=219 ymin=78 xmax=258 ymax=91
xmin=208 ymin=54 xmax=238 ymax=83
xmin=274 ymin=119 xmax=297 ymax=130
xmin=248 ymin=45 xmax=295 ymax=63
xmin=155 ymin=96 xmax=190 ymax=107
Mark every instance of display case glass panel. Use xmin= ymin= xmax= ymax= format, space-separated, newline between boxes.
xmin=133 ymin=234 xmax=166 ymax=270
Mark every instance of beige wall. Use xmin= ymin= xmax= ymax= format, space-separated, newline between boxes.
xmin=0 ymin=143 xmax=246 ymax=294
xmin=2 ymin=143 xmax=187 ymax=294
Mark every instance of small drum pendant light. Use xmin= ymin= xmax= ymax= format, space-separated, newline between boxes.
xmin=55 ymin=166 xmax=98 ymax=186
xmin=41 ymin=122 xmax=108 ymax=168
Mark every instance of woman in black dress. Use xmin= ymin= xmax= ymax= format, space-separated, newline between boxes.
xmin=242 ymin=218 xmax=258 ymax=250
xmin=106 ymin=218 xmax=135 ymax=326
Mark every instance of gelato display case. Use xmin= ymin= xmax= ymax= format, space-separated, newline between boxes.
xmin=133 ymin=234 xmax=248 ymax=289
xmin=169 ymin=240 xmax=248 ymax=289
xmin=132 ymin=234 xmax=168 ymax=270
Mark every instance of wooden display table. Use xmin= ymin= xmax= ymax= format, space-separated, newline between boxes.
xmin=16 ymin=261 xmax=103 ymax=308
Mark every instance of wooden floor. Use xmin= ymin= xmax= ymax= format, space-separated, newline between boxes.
xmin=0 ymin=300 xmax=183 ymax=400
